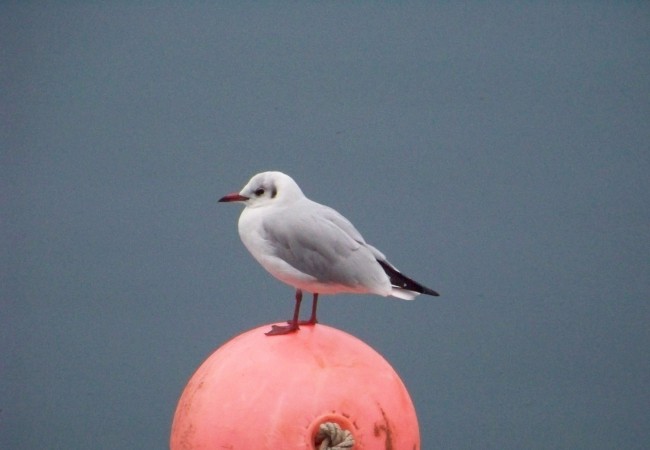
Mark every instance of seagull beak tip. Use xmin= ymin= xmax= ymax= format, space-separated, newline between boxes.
xmin=218 ymin=193 xmax=248 ymax=203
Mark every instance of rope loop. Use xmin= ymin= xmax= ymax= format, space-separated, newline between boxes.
xmin=315 ymin=421 xmax=355 ymax=450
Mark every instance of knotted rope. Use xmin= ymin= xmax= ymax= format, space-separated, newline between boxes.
xmin=315 ymin=421 xmax=355 ymax=450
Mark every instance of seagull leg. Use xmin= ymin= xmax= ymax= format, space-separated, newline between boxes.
xmin=298 ymin=293 xmax=319 ymax=326
xmin=266 ymin=289 xmax=302 ymax=336
xmin=285 ymin=292 xmax=319 ymax=326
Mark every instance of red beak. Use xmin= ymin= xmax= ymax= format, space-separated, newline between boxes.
xmin=218 ymin=192 xmax=249 ymax=203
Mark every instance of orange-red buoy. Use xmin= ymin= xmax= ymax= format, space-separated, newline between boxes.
xmin=170 ymin=323 xmax=420 ymax=449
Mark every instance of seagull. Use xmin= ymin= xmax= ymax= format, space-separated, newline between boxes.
xmin=219 ymin=171 xmax=439 ymax=335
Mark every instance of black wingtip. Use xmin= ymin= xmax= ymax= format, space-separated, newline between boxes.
xmin=423 ymin=286 xmax=441 ymax=297
xmin=377 ymin=260 xmax=440 ymax=297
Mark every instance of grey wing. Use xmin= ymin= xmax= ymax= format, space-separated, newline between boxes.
xmin=318 ymin=204 xmax=388 ymax=261
xmin=262 ymin=202 xmax=385 ymax=287
xmin=314 ymin=203 xmax=438 ymax=298
xmin=321 ymin=206 xmax=440 ymax=298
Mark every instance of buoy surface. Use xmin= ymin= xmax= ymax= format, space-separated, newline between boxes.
xmin=170 ymin=324 xmax=420 ymax=449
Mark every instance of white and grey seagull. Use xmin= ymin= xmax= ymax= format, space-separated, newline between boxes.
xmin=219 ymin=171 xmax=439 ymax=335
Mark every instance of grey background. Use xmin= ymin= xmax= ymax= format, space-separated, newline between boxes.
xmin=2 ymin=3 xmax=649 ymax=449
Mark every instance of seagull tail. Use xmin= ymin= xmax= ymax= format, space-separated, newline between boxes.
xmin=390 ymin=287 xmax=420 ymax=300
xmin=377 ymin=259 xmax=440 ymax=299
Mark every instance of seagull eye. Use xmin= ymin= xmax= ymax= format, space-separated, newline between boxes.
xmin=254 ymin=188 xmax=265 ymax=197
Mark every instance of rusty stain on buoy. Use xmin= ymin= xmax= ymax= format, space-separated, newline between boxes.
xmin=373 ymin=406 xmax=394 ymax=450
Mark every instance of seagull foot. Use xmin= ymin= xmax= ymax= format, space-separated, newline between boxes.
xmin=265 ymin=322 xmax=300 ymax=336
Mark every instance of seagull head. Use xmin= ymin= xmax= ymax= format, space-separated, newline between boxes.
xmin=219 ymin=171 xmax=304 ymax=208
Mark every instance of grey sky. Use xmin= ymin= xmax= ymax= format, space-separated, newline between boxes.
xmin=2 ymin=3 xmax=649 ymax=449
